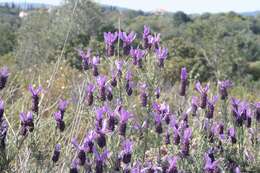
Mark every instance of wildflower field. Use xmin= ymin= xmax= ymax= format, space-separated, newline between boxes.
xmin=0 ymin=25 xmax=260 ymax=173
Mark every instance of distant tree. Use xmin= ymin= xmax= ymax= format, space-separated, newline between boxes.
xmin=173 ymin=11 xmax=191 ymax=25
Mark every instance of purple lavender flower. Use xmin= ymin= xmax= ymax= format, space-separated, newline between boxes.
xmin=107 ymin=86 xmax=113 ymax=101
xmin=0 ymin=120 xmax=8 ymax=149
xmin=245 ymin=108 xmax=252 ymax=128
xmin=119 ymin=31 xmax=136 ymax=55
xmin=95 ymin=106 xmax=106 ymax=130
xmin=110 ymin=71 xmax=117 ymax=87
xmin=140 ymin=83 xmax=148 ymax=107
xmin=154 ymin=113 xmax=163 ymax=134
xmin=107 ymin=111 xmax=117 ymax=131
xmin=217 ymin=122 xmax=224 ymax=135
xmin=120 ymin=139 xmax=133 ymax=164
xmin=52 ymin=144 xmax=61 ymax=162
xmin=179 ymin=67 xmax=188 ymax=96
xmin=96 ymin=75 xmax=107 ymax=101
xmin=95 ymin=121 xmax=108 ymax=148
xmin=93 ymin=147 xmax=109 ymax=173
xmin=143 ymin=25 xmax=151 ymax=49
xmin=83 ymin=130 xmax=96 ymax=153
xmin=70 ymin=159 xmax=79 ymax=173
xmin=28 ymin=84 xmax=42 ymax=113
xmin=104 ymin=31 xmax=118 ymax=56
xmin=191 ymin=96 xmax=199 ymax=116
xmin=206 ymin=96 xmax=218 ymax=119
xmin=85 ymin=83 xmax=95 ymax=106
xmin=155 ymin=47 xmax=168 ymax=68
xmin=125 ymin=70 xmax=133 ymax=96
xmin=166 ymin=156 xmax=178 ymax=173
xmin=181 ymin=128 xmax=192 ymax=156
xmin=71 ymin=138 xmax=87 ymax=165
xmin=115 ymin=60 xmax=124 ymax=78
xmin=58 ymin=99 xmax=68 ymax=118
xmin=130 ymin=48 xmax=146 ymax=68
xmin=0 ymin=67 xmax=9 ymax=90
xmin=165 ymin=130 xmax=171 ymax=145
xmin=227 ymin=127 xmax=236 ymax=144
xmin=77 ymin=48 xmax=92 ymax=70
xmin=118 ymin=108 xmax=132 ymax=136
xmin=195 ymin=82 xmax=210 ymax=109
xmin=0 ymin=100 xmax=4 ymax=121
xmin=208 ymin=124 xmax=217 ymax=143
xmin=19 ymin=112 xmax=34 ymax=136
xmin=172 ymin=125 xmax=180 ymax=145
xmin=255 ymin=102 xmax=260 ymax=122
xmin=218 ymin=80 xmax=232 ymax=100
xmin=54 ymin=111 xmax=65 ymax=132
xmin=155 ymin=87 xmax=160 ymax=99
xmin=232 ymin=101 xmax=248 ymax=126
xmin=148 ymin=33 xmax=160 ymax=49
xmin=92 ymin=56 xmax=100 ymax=76
xmin=231 ymin=98 xmax=240 ymax=118
xmin=204 ymin=153 xmax=220 ymax=173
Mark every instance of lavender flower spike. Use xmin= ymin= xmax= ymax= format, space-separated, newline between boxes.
xmin=92 ymin=56 xmax=100 ymax=76
xmin=85 ymin=83 xmax=95 ymax=106
xmin=195 ymin=82 xmax=209 ymax=109
xmin=52 ymin=144 xmax=61 ymax=162
xmin=125 ymin=70 xmax=133 ymax=96
xmin=120 ymin=139 xmax=133 ymax=164
xmin=227 ymin=127 xmax=237 ymax=144
xmin=104 ymin=31 xmax=118 ymax=56
xmin=58 ymin=99 xmax=68 ymax=118
xmin=181 ymin=128 xmax=192 ymax=156
xmin=120 ymin=31 xmax=136 ymax=55
xmin=0 ymin=67 xmax=9 ymax=90
xmin=204 ymin=154 xmax=220 ymax=173
xmin=94 ymin=147 xmax=109 ymax=173
xmin=148 ymin=33 xmax=160 ymax=49
xmin=155 ymin=47 xmax=168 ymax=68
xmin=19 ymin=112 xmax=34 ymax=136
xmin=96 ymin=75 xmax=107 ymax=101
xmin=29 ymin=84 xmax=42 ymax=113
xmin=76 ymin=48 xmax=91 ymax=70
xmin=218 ymin=80 xmax=232 ymax=100
xmin=70 ymin=159 xmax=79 ymax=173
xmin=115 ymin=60 xmax=124 ymax=78
xmin=154 ymin=87 xmax=160 ymax=99
xmin=95 ymin=106 xmax=106 ymax=130
xmin=54 ymin=111 xmax=65 ymax=132
xmin=0 ymin=100 xmax=4 ymax=121
xmin=118 ymin=108 xmax=132 ymax=136
xmin=167 ymin=156 xmax=178 ymax=173
xmin=191 ymin=96 xmax=199 ymax=116
xmin=140 ymin=83 xmax=148 ymax=107
xmin=179 ymin=67 xmax=188 ymax=96
xmin=154 ymin=113 xmax=163 ymax=134
xmin=83 ymin=130 xmax=96 ymax=153
xmin=143 ymin=25 xmax=151 ymax=49
xmin=71 ymin=138 xmax=87 ymax=166
xmin=206 ymin=95 xmax=218 ymax=119
xmin=130 ymin=48 xmax=146 ymax=68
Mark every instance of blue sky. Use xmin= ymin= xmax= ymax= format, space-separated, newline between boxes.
xmin=1 ymin=0 xmax=259 ymax=13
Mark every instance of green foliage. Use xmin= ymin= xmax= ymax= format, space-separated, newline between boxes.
xmin=248 ymin=61 xmax=260 ymax=79
xmin=0 ymin=6 xmax=20 ymax=55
